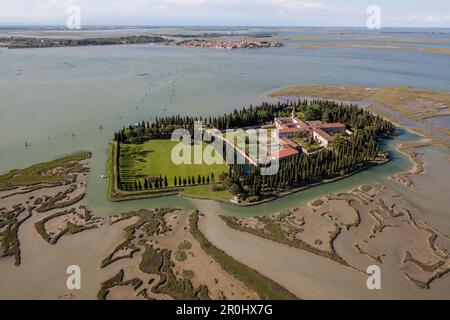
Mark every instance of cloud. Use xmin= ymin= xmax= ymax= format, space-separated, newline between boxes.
xmin=422 ymin=15 xmax=450 ymax=22
xmin=271 ymin=0 xmax=323 ymax=11
xmin=4 ymin=0 xmax=448 ymax=27
xmin=106 ymin=0 xmax=324 ymax=11
xmin=389 ymin=15 xmax=450 ymax=23
xmin=102 ymin=0 xmax=325 ymax=20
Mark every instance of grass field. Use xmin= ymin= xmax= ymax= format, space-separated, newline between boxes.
xmin=181 ymin=184 xmax=231 ymax=202
xmin=108 ymin=141 xmax=233 ymax=202
xmin=119 ymin=139 xmax=228 ymax=186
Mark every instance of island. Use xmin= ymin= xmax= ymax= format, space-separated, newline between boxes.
xmin=1 ymin=35 xmax=167 ymax=49
xmin=108 ymin=99 xmax=395 ymax=204
xmin=168 ymin=38 xmax=283 ymax=49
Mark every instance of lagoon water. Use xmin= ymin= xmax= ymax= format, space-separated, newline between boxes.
xmin=1 ymin=27 xmax=450 ymax=216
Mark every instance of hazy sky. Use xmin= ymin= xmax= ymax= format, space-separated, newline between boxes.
xmin=1 ymin=0 xmax=449 ymax=27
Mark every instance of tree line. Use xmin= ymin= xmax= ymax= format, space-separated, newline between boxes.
xmin=120 ymin=173 xmax=216 ymax=192
xmin=113 ymin=99 xmax=395 ymax=144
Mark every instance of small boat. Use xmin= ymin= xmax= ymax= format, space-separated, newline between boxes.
xmin=101 ymin=174 xmax=107 ymax=179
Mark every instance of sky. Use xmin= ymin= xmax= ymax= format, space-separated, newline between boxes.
xmin=0 ymin=0 xmax=449 ymax=27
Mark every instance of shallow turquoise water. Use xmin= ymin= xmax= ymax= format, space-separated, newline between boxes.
xmin=1 ymin=29 xmax=449 ymax=216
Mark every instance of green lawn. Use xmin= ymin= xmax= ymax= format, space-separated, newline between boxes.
xmin=119 ymin=140 xmax=228 ymax=186
xmin=181 ymin=184 xmax=232 ymax=202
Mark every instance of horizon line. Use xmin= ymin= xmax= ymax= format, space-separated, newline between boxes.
xmin=1 ymin=24 xmax=450 ymax=29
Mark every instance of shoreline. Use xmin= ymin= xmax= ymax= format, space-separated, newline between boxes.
xmin=390 ymin=133 xmax=433 ymax=188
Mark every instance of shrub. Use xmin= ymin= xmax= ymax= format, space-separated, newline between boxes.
xmin=175 ymin=251 xmax=187 ymax=262
xmin=178 ymin=241 xmax=192 ymax=251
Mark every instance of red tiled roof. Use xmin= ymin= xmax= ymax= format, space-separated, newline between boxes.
xmin=274 ymin=146 xmax=300 ymax=160
xmin=306 ymin=120 xmax=322 ymax=127
xmin=280 ymin=137 xmax=299 ymax=148
xmin=318 ymin=123 xmax=346 ymax=129
xmin=278 ymin=127 xmax=305 ymax=133
xmin=275 ymin=117 xmax=345 ymax=144
xmin=314 ymin=128 xmax=332 ymax=141
xmin=276 ymin=117 xmax=294 ymax=123
xmin=296 ymin=120 xmax=311 ymax=129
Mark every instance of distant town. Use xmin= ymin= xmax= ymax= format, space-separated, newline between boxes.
xmin=168 ymin=37 xmax=284 ymax=49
